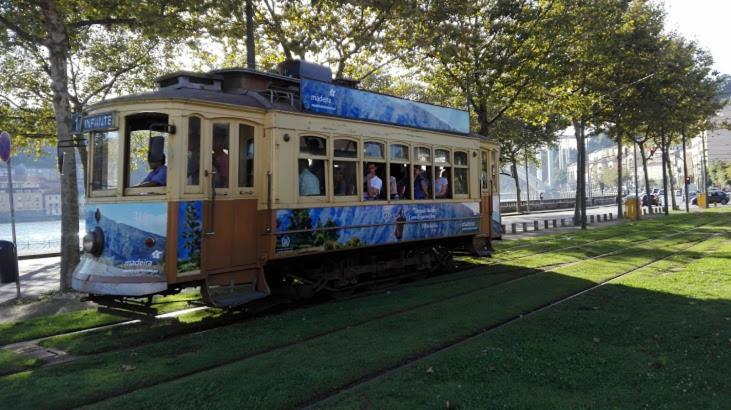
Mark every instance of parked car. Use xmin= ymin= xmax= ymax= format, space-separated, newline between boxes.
xmin=690 ymin=190 xmax=729 ymax=205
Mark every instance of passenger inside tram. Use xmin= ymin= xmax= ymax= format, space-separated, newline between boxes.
xmin=414 ymin=166 xmax=430 ymax=199
xmin=299 ymin=159 xmax=322 ymax=196
xmin=364 ymin=162 xmax=383 ymax=200
xmin=212 ymin=129 xmax=230 ymax=188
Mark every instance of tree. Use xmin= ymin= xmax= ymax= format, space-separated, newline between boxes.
xmin=493 ymin=116 xmax=562 ymax=212
xmin=0 ymin=0 xmax=205 ymax=289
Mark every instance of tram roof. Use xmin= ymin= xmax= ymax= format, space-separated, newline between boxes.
xmin=91 ymin=65 xmax=492 ymax=141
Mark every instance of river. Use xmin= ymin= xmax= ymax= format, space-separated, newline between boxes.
xmin=0 ymin=220 xmax=86 ymax=256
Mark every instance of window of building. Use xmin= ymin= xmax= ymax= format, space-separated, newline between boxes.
xmin=389 ymin=143 xmax=410 ymax=200
xmin=212 ymin=123 xmax=230 ymax=189
xmin=435 ymin=149 xmax=451 ymax=199
xmin=238 ymin=124 xmax=255 ymax=188
xmin=299 ymin=136 xmax=326 ymax=197
xmin=454 ymin=151 xmax=469 ymax=196
xmin=124 ymin=113 xmax=169 ymax=189
xmin=333 ymin=139 xmax=358 ymax=197
xmin=91 ymin=130 xmax=119 ymax=191
xmin=186 ymin=116 xmax=201 ymax=186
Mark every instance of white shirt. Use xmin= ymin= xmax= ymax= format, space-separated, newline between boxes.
xmin=366 ymin=174 xmax=382 ymax=199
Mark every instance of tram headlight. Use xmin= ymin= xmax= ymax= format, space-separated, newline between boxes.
xmin=83 ymin=227 xmax=104 ymax=256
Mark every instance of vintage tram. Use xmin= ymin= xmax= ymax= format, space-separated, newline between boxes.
xmin=72 ymin=60 xmax=501 ymax=309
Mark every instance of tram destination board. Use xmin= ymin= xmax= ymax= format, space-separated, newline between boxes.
xmin=73 ymin=112 xmax=117 ymax=133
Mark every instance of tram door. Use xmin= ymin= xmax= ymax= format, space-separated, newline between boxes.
xmin=201 ymin=121 xmax=260 ymax=285
xmin=479 ymin=149 xmax=493 ymax=237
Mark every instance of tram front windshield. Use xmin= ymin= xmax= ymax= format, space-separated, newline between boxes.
xmin=124 ymin=113 xmax=170 ymax=188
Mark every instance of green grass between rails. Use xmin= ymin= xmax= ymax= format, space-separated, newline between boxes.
xmin=0 ymin=350 xmax=40 ymax=377
xmin=38 ymin=212 xmax=711 ymax=358
xmin=81 ymin=217 xmax=730 ymax=409
xmin=323 ymin=236 xmax=731 ymax=409
xmin=0 ymin=211 xmax=726 ymax=408
xmin=0 ymin=292 xmax=201 ymax=347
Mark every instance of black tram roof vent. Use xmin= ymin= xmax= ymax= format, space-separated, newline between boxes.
xmin=276 ymin=60 xmax=332 ymax=82
xmin=155 ymin=71 xmax=223 ymax=92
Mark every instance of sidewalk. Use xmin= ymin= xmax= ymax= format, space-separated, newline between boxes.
xmin=0 ymin=256 xmax=61 ymax=305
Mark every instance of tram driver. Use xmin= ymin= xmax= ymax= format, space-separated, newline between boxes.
xmin=137 ymin=154 xmax=167 ymax=187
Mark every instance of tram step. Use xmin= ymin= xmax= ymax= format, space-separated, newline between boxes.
xmin=203 ymin=283 xmax=268 ymax=307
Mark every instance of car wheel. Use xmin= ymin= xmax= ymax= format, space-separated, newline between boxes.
xmin=723 ymin=199 xmax=729 ymax=205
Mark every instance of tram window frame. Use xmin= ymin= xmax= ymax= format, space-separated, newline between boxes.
xmin=362 ymin=140 xmax=387 ymax=201
xmin=123 ymin=112 xmax=169 ymax=196
xmin=298 ymin=135 xmax=328 ymax=201
xmin=211 ymin=122 xmax=232 ymax=195
xmin=491 ymin=150 xmax=499 ymax=195
xmin=89 ymin=129 xmax=120 ymax=196
xmin=453 ymin=150 xmax=470 ymax=197
xmin=388 ymin=143 xmax=411 ymax=201
xmin=184 ymin=116 xmax=203 ymax=194
xmin=332 ymin=137 xmax=359 ymax=201
xmin=413 ymin=146 xmax=433 ymax=200
xmin=480 ymin=150 xmax=490 ymax=192
xmin=237 ymin=123 xmax=255 ymax=192
xmin=434 ymin=148 xmax=452 ymax=199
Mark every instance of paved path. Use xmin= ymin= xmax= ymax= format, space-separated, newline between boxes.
xmin=0 ymin=256 xmax=60 ymax=305
xmin=502 ymin=204 xmax=618 ymax=224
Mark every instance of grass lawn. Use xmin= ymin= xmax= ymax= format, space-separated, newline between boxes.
xmin=83 ymin=215 xmax=727 ymax=409
xmin=323 ymin=234 xmax=731 ymax=409
xmin=0 ymin=210 xmax=727 ymax=409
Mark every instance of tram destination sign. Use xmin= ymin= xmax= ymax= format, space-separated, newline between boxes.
xmin=73 ymin=112 xmax=117 ymax=133
xmin=301 ymin=79 xmax=470 ymax=134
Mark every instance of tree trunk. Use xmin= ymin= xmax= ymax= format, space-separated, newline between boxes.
xmin=576 ymin=118 xmax=587 ymax=229
xmin=665 ymin=144 xmax=678 ymax=211
xmin=40 ymin=0 xmax=80 ymax=290
xmin=638 ymin=141 xmax=652 ymax=214
xmin=660 ymin=131 xmax=669 ymax=215
xmin=616 ymin=130 xmax=623 ymax=219
xmin=245 ymin=0 xmax=256 ymax=69
xmin=572 ymin=120 xmax=581 ymax=225
xmin=511 ymin=160 xmax=522 ymax=213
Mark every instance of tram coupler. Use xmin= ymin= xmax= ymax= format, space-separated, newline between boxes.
xmin=82 ymin=295 xmax=159 ymax=319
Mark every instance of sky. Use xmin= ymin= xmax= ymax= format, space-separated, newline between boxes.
xmin=663 ymin=0 xmax=731 ymax=74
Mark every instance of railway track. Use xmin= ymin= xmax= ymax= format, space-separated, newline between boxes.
xmin=301 ymin=230 xmax=722 ymax=409
xmin=76 ymin=222 xmax=721 ymax=408
xmin=0 ymin=217 xmax=716 ymax=377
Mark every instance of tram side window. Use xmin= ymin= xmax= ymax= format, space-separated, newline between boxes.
xmin=212 ymin=123 xmax=230 ymax=188
xmin=414 ymin=147 xmax=432 ymax=200
xmin=91 ymin=130 xmax=119 ymax=191
xmin=453 ymin=151 xmax=469 ymax=195
xmin=124 ymin=113 xmax=169 ymax=188
xmin=363 ymin=141 xmax=386 ymax=200
xmin=187 ymin=117 xmax=201 ymax=185
xmin=299 ymin=136 xmax=326 ymax=197
xmin=389 ymin=144 xmax=410 ymax=200
xmin=238 ymin=124 xmax=255 ymax=188
xmin=333 ymin=139 xmax=357 ymax=196
xmin=435 ymin=149 xmax=451 ymax=199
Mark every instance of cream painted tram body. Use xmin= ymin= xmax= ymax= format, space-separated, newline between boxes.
xmin=73 ymin=61 xmax=501 ymax=307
